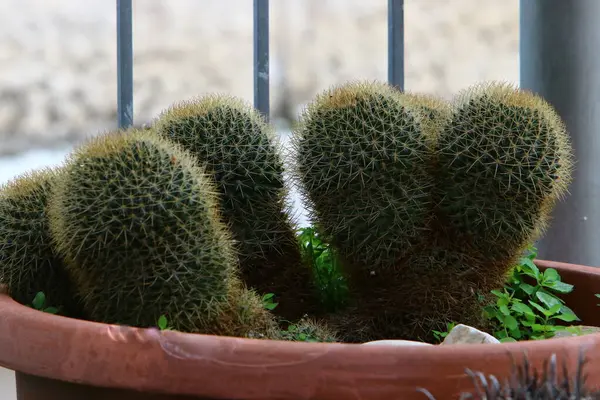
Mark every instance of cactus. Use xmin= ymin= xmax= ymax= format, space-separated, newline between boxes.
xmin=435 ymin=82 xmax=572 ymax=259
xmin=0 ymin=168 xmax=82 ymax=316
xmin=293 ymin=81 xmax=573 ymax=343
xmin=278 ymin=317 xmax=339 ymax=343
xmin=204 ymin=282 xmax=281 ymax=339
xmin=152 ymin=95 xmax=320 ymax=320
xmin=292 ymin=81 xmax=441 ymax=271
xmin=47 ymin=128 xmax=246 ymax=334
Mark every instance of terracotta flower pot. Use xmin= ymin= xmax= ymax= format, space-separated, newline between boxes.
xmin=1 ymin=259 xmax=599 ymax=400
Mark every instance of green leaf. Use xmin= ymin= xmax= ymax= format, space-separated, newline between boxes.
xmin=511 ymin=302 xmax=535 ymax=317
xmin=32 ymin=292 xmax=46 ymax=310
xmin=595 ymin=293 xmax=600 ymax=298
xmin=553 ymin=313 xmax=580 ymax=322
xmin=547 ymin=303 xmax=562 ymax=316
xmin=536 ymin=291 xmax=562 ymax=309
xmin=518 ymin=283 xmax=536 ymax=295
xmin=509 ymin=327 xmax=522 ymax=339
xmin=520 ymin=258 xmax=540 ymax=280
xmin=43 ymin=307 xmax=59 ymax=314
xmin=529 ymin=301 xmax=548 ymax=314
xmin=264 ymin=302 xmax=279 ymax=310
xmin=157 ymin=315 xmax=168 ymax=330
xmin=500 ymin=337 xmax=518 ymax=343
xmin=542 ymin=268 xmax=559 ymax=282
xmin=494 ymin=330 xmax=508 ymax=339
xmin=531 ymin=323 xmax=550 ymax=332
xmin=544 ymin=281 xmax=574 ymax=294
xmin=262 ymin=293 xmax=275 ymax=301
xmin=503 ymin=315 xmax=518 ymax=331
xmin=499 ymin=304 xmax=510 ymax=316
xmin=560 ymin=304 xmax=578 ymax=318
xmin=491 ymin=289 xmax=506 ymax=298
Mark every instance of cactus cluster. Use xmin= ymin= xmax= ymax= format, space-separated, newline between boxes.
xmin=0 ymin=103 xmax=332 ymax=341
xmin=292 ymin=80 xmax=572 ymax=342
xmin=0 ymin=168 xmax=82 ymax=316
xmin=152 ymin=95 xmax=320 ymax=320
xmin=0 ymin=78 xmax=573 ymax=345
xmin=48 ymin=129 xmax=249 ymax=333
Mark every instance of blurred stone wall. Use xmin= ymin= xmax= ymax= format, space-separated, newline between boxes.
xmin=0 ymin=0 xmax=519 ymax=154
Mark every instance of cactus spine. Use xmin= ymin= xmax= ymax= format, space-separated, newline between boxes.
xmin=293 ymin=80 xmax=573 ymax=342
xmin=153 ymin=95 xmax=320 ymax=320
xmin=0 ymin=168 xmax=82 ymax=315
xmin=47 ymin=128 xmax=255 ymax=334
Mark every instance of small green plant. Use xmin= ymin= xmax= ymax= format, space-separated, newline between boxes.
xmin=261 ymin=293 xmax=279 ymax=311
xmin=157 ymin=314 xmax=174 ymax=331
xmin=30 ymin=291 xmax=59 ymax=314
xmin=431 ymin=321 xmax=456 ymax=343
xmin=483 ymin=246 xmax=580 ymax=342
xmin=297 ymin=226 xmax=348 ymax=311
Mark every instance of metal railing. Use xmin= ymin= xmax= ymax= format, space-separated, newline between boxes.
xmin=115 ymin=0 xmax=405 ymax=128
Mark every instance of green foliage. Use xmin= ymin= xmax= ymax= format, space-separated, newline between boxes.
xmin=431 ymin=321 xmax=456 ymax=343
xmin=30 ymin=291 xmax=59 ymax=314
xmin=483 ymin=246 xmax=580 ymax=342
xmin=0 ymin=168 xmax=81 ymax=316
xmin=157 ymin=314 xmax=172 ymax=330
xmin=261 ymin=293 xmax=279 ymax=311
xmin=48 ymin=128 xmax=239 ymax=333
xmin=297 ymin=226 xmax=348 ymax=311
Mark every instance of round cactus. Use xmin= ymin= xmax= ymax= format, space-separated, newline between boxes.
xmin=292 ymin=80 xmax=441 ymax=271
xmin=152 ymin=95 xmax=319 ymax=320
xmin=435 ymin=82 xmax=573 ymax=257
xmin=0 ymin=168 xmax=82 ymax=315
xmin=48 ymin=128 xmax=241 ymax=333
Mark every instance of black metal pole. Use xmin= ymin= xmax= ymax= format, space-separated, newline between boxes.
xmin=117 ymin=0 xmax=133 ymax=129
xmin=387 ymin=0 xmax=404 ymax=90
xmin=253 ymin=0 xmax=270 ymax=120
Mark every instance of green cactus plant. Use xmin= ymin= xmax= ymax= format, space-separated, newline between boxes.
xmin=435 ymin=82 xmax=572 ymax=258
xmin=0 ymin=168 xmax=83 ymax=316
xmin=293 ymin=80 xmax=573 ymax=343
xmin=47 ymin=128 xmax=259 ymax=335
xmin=152 ymin=95 xmax=320 ymax=320
xmin=291 ymin=81 xmax=442 ymax=272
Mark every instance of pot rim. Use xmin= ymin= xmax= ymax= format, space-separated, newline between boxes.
xmin=1 ymin=259 xmax=599 ymax=400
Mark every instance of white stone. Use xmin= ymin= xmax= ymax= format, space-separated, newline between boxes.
xmin=362 ymin=339 xmax=433 ymax=347
xmin=441 ymin=324 xmax=500 ymax=345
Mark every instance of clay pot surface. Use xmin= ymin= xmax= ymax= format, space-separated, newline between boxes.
xmin=1 ymin=259 xmax=600 ymax=400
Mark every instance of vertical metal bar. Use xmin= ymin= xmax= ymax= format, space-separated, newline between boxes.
xmin=387 ymin=0 xmax=404 ymax=90
xmin=117 ymin=0 xmax=134 ymax=129
xmin=253 ymin=0 xmax=270 ymax=120
xmin=521 ymin=0 xmax=600 ymax=266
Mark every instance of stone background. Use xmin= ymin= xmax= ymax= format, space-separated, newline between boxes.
xmin=0 ymin=0 xmax=519 ymax=155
